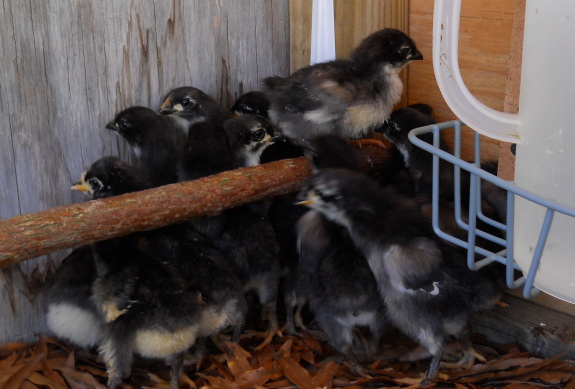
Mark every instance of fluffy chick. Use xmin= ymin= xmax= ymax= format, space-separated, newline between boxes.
xmin=178 ymin=123 xmax=282 ymax=342
xmin=230 ymin=91 xmax=271 ymax=118
xmin=296 ymin=210 xmax=388 ymax=371
xmin=377 ymin=105 xmax=440 ymax=195
xmin=178 ymin=120 xmax=235 ymax=181
xmin=106 ymin=106 xmax=186 ymax=187
xmin=223 ymin=114 xmax=306 ymax=169
xmin=297 ymin=168 xmax=502 ymax=383
xmin=159 ymin=86 xmax=232 ymax=126
xmin=73 ymin=157 xmax=247 ymax=389
xmin=43 ymin=247 xmax=103 ymax=349
xmin=263 ymin=28 xmax=422 ymax=140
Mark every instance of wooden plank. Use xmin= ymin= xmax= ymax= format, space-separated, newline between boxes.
xmin=0 ymin=0 xmax=290 ymax=343
xmin=498 ymin=0 xmax=525 ymax=181
xmin=289 ymin=0 xmax=313 ymax=72
xmin=473 ymin=294 xmax=575 ymax=359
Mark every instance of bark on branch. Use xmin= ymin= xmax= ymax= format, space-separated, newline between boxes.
xmin=0 ymin=144 xmax=390 ymax=268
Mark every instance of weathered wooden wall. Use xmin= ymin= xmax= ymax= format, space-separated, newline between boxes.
xmin=0 ymin=0 xmax=289 ymax=343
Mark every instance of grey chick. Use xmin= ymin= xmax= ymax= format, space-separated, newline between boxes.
xmin=297 ymin=168 xmax=502 ymax=384
xmin=263 ymin=28 xmax=422 ymax=140
xmin=296 ymin=209 xmax=388 ymax=373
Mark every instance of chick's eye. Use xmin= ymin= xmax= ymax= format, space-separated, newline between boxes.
xmin=322 ymin=193 xmax=340 ymax=203
xmin=181 ymin=98 xmax=197 ymax=108
xmin=117 ymin=119 xmax=130 ymax=131
xmin=399 ymin=47 xmax=411 ymax=58
xmin=87 ymin=178 xmax=101 ymax=189
xmin=252 ymin=128 xmax=266 ymax=141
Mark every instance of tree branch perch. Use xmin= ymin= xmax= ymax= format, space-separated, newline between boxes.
xmin=0 ymin=144 xmax=391 ymax=268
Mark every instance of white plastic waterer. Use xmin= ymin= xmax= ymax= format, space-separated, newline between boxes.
xmin=433 ymin=0 xmax=575 ymax=303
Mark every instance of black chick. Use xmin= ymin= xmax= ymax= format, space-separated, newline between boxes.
xmin=106 ymin=106 xmax=186 ymax=187
xmin=43 ymin=246 xmax=103 ymax=350
xmin=263 ymin=28 xmax=422 ymax=140
xmin=71 ymin=156 xmax=151 ymax=197
xmin=178 ymin=122 xmax=282 ymax=344
xmin=178 ymin=120 xmax=235 ymax=181
xmin=159 ymin=86 xmax=232 ymax=126
xmin=295 ymin=209 xmax=388 ymax=371
xmin=73 ymin=157 xmax=247 ymax=389
xmin=377 ymin=105 xmax=440 ymax=195
xmin=297 ymin=168 xmax=502 ymax=383
xmin=223 ymin=114 xmax=306 ymax=169
xmin=230 ymin=91 xmax=271 ymax=118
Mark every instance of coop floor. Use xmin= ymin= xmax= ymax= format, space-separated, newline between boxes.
xmin=2 ymin=316 xmax=575 ymax=389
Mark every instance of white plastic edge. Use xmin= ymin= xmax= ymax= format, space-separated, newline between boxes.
xmin=433 ymin=0 xmax=523 ymax=143
xmin=310 ymin=0 xmax=336 ymax=65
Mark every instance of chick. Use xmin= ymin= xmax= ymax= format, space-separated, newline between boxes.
xmin=178 ymin=123 xmax=282 ymax=343
xmin=263 ymin=28 xmax=422 ymax=140
xmin=223 ymin=114 xmax=306 ymax=169
xmin=43 ymin=246 xmax=103 ymax=349
xmin=72 ymin=156 xmax=151 ymax=197
xmin=159 ymin=86 xmax=232 ymax=126
xmin=296 ymin=209 xmax=388 ymax=371
xmin=178 ymin=120 xmax=235 ymax=181
xmin=106 ymin=106 xmax=186 ymax=187
xmin=73 ymin=157 xmax=247 ymax=389
xmin=377 ymin=105 xmax=440 ymax=195
xmin=297 ymin=168 xmax=502 ymax=383
xmin=230 ymin=91 xmax=271 ymax=118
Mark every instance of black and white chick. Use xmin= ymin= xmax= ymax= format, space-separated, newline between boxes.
xmin=49 ymin=156 xmax=142 ymax=351
xmin=297 ymin=168 xmax=502 ymax=383
xmin=223 ymin=114 xmax=306 ymax=169
xmin=72 ymin=157 xmax=247 ymax=389
xmin=263 ymin=28 xmax=422 ymax=140
xmin=106 ymin=106 xmax=186 ymax=187
xmin=159 ymin=86 xmax=232 ymax=127
xmin=230 ymin=91 xmax=271 ymax=119
xmin=43 ymin=246 xmax=103 ymax=350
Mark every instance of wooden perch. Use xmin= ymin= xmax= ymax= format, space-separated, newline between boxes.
xmin=0 ymin=143 xmax=391 ymax=268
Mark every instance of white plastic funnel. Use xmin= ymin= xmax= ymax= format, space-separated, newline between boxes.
xmin=433 ymin=0 xmax=522 ymax=143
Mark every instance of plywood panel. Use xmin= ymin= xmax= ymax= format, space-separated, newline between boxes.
xmin=408 ymin=0 xmax=517 ymax=161
xmin=0 ymin=0 xmax=289 ymax=343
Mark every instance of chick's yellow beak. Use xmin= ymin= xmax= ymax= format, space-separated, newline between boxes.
xmin=71 ymin=182 xmax=89 ymax=192
xmin=295 ymin=191 xmax=318 ymax=206
xmin=71 ymin=173 xmax=89 ymax=192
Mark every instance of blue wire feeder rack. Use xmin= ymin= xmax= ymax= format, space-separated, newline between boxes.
xmin=408 ymin=120 xmax=575 ymax=299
